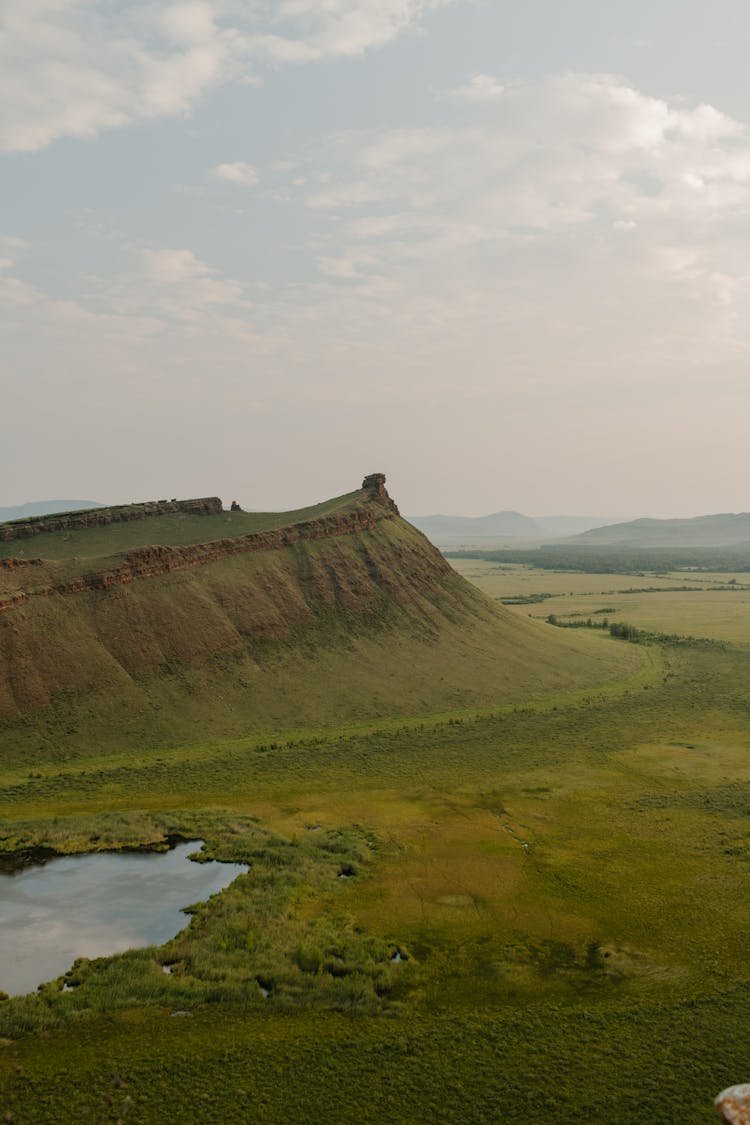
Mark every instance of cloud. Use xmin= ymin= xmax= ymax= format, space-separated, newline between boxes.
xmin=0 ymin=1 xmax=234 ymax=152
xmin=290 ymin=71 xmax=750 ymax=405
xmin=7 ymin=71 xmax=750 ymax=397
xmin=450 ymin=73 xmax=505 ymax=101
xmin=0 ymin=235 xmax=27 ymax=269
xmin=0 ymin=0 xmax=467 ymax=153
xmin=100 ymin=247 xmax=253 ymax=328
xmin=212 ymin=162 xmax=259 ymax=187
xmin=247 ymin=1 xmax=459 ymax=60
xmin=158 ymin=2 xmax=217 ymax=47
xmin=317 ymin=249 xmax=382 ymax=278
xmin=6 ymin=71 xmax=750 ymax=513
xmin=307 ymin=73 xmax=750 ymax=238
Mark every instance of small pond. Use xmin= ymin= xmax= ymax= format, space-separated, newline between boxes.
xmin=0 ymin=840 xmax=245 ymax=997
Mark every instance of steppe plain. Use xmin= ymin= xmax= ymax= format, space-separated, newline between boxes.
xmin=1 ymin=485 xmax=749 ymax=1122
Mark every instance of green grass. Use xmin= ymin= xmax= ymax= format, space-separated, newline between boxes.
xmin=0 ymin=815 xmax=403 ymax=1039
xmin=0 ymin=520 xmax=642 ymax=759
xmin=451 ymin=559 xmax=750 ymax=644
xmin=3 ymin=548 xmax=750 ymax=1120
xmin=447 ymin=543 xmax=750 ymax=572
xmin=3 ymin=643 xmax=750 ymax=990
xmin=4 ymin=994 xmax=750 ymax=1123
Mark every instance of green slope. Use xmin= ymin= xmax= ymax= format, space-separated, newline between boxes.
xmin=5 ymin=478 xmax=735 ymax=1124
xmin=572 ymin=511 xmax=750 ymax=547
xmin=0 ymin=479 xmax=641 ymax=760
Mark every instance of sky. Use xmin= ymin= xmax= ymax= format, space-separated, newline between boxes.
xmin=3 ymin=1 xmax=750 ymax=518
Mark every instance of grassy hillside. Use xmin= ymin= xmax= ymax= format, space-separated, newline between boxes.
xmin=10 ymin=477 xmax=729 ymax=1123
xmin=1 ymin=633 xmax=749 ymax=1121
xmin=0 ymin=486 xmax=641 ymax=760
xmin=572 ymin=511 xmax=750 ymax=547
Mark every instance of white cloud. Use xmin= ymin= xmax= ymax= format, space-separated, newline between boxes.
xmin=8 ymin=71 xmax=750 ymax=405
xmin=317 ymin=249 xmax=382 ymax=278
xmin=317 ymin=256 xmax=361 ymax=279
xmin=307 ymin=73 xmax=750 ymax=238
xmin=6 ymin=71 xmax=750 ymax=514
xmin=0 ymin=0 xmax=467 ymax=153
xmin=158 ymin=2 xmax=217 ymax=47
xmin=0 ymin=235 xmax=27 ymax=268
xmin=0 ymin=1 xmax=235 ymax=152
xmin=250 ymin=0 xmax=457 ymax=59
xmin=450 ymin=73 xmax=505 ymax=101
xmin=287 ymin=71 xmax=750 ymax=400
xmin=104 ymin=247 xmax=251 ymax=325
xmin=212 ymin=161 xmax=259 ymax=187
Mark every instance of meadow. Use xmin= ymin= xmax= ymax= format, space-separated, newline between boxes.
xmin=450 ymin=557 xmax=750 ymax=643
xmin=2 ymin=549 xmax=750 ymax=1121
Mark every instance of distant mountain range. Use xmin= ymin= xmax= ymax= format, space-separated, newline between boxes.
xmin=8 ymin=502 xmax=748 ymax=550
xmin=407 ymin=511 xmax=620 ymax=541
xmin=570 ymin=512 xmax=750 ymax=549
xmin=0 ymin=500 xmax=103 ymax=523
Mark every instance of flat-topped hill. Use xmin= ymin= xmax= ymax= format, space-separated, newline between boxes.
xmin=0 ymin=474 xmax=642 ymax=762
xmin=0 ymin=491 xmax=361 ymax=560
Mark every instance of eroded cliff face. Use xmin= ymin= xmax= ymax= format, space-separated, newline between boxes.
xmin=0 ymin=476 xmax=642 ymax=751
xmin=0 ymin=476 xmax=459 ymax=719
xmin=0 ymin=477 xmax=407 ymax=614
xmin=0 ymin=506 xmax=398 ymax=613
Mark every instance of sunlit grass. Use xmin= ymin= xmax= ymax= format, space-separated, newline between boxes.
xmin=3 ymin=559 xmax=750 ymax=1121
xmin=451 ymin=558 xmax=750 ymax=643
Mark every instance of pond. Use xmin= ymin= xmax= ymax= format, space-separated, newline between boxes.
xmin=0 ymin=840 xmax=245 ymax=997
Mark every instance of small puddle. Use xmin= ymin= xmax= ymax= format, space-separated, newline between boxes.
xmin=0 ymin=840 xmax=245 ymax=997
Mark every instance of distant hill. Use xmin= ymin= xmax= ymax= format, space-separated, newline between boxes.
xmin=407 ymin=511 xmax=541 ymax=539
xmin=0 ymin=500 xmax=103 ymax=523
xmin=572 ymin=512 xmax=750 ymax=548
xmin=533 ymin=515 xmax=622 ymax=537
xmin=407 ymin=511 xmax=620 ymax=542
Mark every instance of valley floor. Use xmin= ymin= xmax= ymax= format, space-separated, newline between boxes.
xmin=2 ymin=565 xmax=750 ymax=1121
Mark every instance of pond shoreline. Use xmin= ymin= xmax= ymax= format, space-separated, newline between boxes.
xmin=0 ymin=839 xmax=247 ymax=997
xmin=0 ymin=833 xmax=194 ymax=875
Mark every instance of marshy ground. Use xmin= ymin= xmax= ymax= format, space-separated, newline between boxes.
xmin=2 ymin=556 xmax=750 ymax=1121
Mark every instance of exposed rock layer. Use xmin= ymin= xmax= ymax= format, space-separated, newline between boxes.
xmin=0 ymin=497 xmax=223 ymax=543
xmin=0 ymin=485 xmax=404 ymax=613
xmin=0 ymin=476 xmax=466 ymax=719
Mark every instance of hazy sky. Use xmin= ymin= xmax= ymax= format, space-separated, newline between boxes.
xmin=3 ymin=1 xmax=750 ymax=517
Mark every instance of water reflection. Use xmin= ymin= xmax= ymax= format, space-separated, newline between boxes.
xmin=0 ymin=841 xmax=245 ymax=997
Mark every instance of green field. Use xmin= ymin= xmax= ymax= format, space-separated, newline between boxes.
xmin=452 ymin=558 xmax=750 ymax=644
xmin=1 ymin=521 xmax=749 ymax=1121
